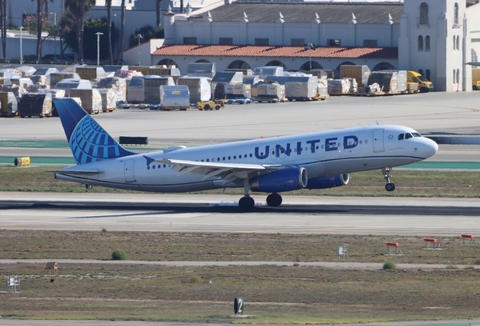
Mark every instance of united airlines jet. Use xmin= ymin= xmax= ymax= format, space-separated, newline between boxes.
xmin=52 ymin=98 xmax=438 ymax=209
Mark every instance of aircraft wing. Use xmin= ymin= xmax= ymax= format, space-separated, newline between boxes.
xmin=155 ymin=158 xmax=281 ymax=181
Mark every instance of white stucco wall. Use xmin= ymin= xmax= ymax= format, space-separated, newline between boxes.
xmin=165 ymin=14 xmax=400 ymax=47
xmin=399 ymin=0 xmax=470 ymax=92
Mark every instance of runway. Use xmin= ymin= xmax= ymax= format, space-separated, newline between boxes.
xmin=1 ymin=192 xmax=479 ymax=236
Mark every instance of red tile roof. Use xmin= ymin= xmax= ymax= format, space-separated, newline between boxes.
xmin=152 ymin=45 xmax=398 ymax=59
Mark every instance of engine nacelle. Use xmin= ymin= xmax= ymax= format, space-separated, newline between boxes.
xmin=250 ymin=167 xmax=308 ymax=193
xmin=306 ymin=174 xmax=350 ymax=189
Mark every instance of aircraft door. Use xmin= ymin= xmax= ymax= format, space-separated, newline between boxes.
xmin=124 ymin=159 xmax=136 ymax=183
xmin=373 ymin=129 xmax=385 ymax=153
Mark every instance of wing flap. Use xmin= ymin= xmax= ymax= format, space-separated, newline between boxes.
xmin=46 ymin=169 xmax=104 ymax=175
xmin=155 ymin=158 xmax=281 ymax=182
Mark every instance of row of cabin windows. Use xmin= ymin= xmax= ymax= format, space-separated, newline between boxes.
xmin=147 ymin=139 xmax=371 ymax=170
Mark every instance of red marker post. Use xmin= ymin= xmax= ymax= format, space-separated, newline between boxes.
xmin=461 ymin=234 xmax=475 ymax=244
xmin=423 ymin=237 xmax=439 ymax=249
xmin=385 ymin=241 xmax=399 ymax=254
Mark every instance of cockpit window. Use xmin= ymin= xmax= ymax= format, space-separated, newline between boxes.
xmin=398 ymin=134 xmax=404 ymax=140
xmin=412 ymin=132 xmax=421 ymax=137
xmin=405 ymin=133 xmax=413 ymax=139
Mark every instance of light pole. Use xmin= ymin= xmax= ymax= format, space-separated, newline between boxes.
xmin=19 ymin=27 xmax=23 ymax=64
xmin=135 ymin=34 xmax=143 ymax=66
xmin=96 ymin=32 xmax=103 ymax=66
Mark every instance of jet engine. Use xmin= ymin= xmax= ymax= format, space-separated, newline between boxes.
xmin=306 ymin=174 xmax=350 ymax=189
xmin=249 ymin=167 xmax=308 ymax=192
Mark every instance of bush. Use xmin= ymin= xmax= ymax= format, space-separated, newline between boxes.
xmin=383 ymin=261 xmax=397 ymax=270
xmin=190 ymin=275 xmax=203 ymax=283
xmin=112 ymin=249 xmax=128 ymax=260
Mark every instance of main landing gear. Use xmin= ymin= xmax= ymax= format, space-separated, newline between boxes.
xmin=382 ymin=167 xmax=396 ymax=192
xmin=238 ymin=180 xmax=283 ymax=209
xmin=238 ymin=193 xmax=284 ymax=210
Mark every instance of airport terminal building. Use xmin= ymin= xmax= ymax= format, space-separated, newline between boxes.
xmin=151 ymin=0 xmax=480 ymax=92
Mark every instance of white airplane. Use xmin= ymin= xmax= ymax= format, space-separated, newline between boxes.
xmin=52 ymin=98 xmax=438 ymax=209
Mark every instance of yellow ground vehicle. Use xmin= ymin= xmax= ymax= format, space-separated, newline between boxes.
xmin=407 ymin=71 xmax=434 ymax=92
xmin=472 ymin=69 xmax=480 ymax=90
xmin=196 ymin=100 xmax=225 ymax=110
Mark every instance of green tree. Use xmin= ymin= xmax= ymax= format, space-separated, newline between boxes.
xmin=105 ymin=0 xmax=113 ymax=64
xmin=63 ymin=18 xmax=114 ymax=61
xmin=156 ymin=0 xmax=162 ymax=27
xmin=0 ymin=0 xmax=6 ymax=60
xmin=128 ymin=25 xmax=164 ymax=48
xmin=118 ymin=0 xmax=125 ymax=63
xmin=65 ymin=0 xmax=95 ymax=63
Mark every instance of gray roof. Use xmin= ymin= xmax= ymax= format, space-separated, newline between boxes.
xmin=191 ymin=2 xmax=404 ymax=24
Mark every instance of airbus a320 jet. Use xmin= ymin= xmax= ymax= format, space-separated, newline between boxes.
xmin=51 ymin=98 xmax=438 ymax=209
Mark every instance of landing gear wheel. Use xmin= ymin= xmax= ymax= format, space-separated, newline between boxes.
xmin=239 ymin=196 xmax=255 ymax=210
xmin=266 ymin=193 xmax=283 ymax=207
xmin=382 ymin=167 xmax=395 ymax=192
xmin=385 ymin=183 xmax=396 ymax=192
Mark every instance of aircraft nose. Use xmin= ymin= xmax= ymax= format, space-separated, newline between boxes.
xmin=423 ymin=138 xmax=438 ymax=158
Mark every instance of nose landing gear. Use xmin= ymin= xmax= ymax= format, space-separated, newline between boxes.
xmin=382 ymin=167 xmax=396 ymax=192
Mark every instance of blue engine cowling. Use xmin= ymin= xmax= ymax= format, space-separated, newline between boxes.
xmin=249 ymin=167 xmax=308 ymax=192
xmin=306 ymin=174 xmax=350 ymax=189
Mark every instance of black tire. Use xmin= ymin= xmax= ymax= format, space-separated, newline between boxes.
xmin=239 ymin=196 xmax=255 ymax=210
xmin=266 ymin=193 xmax=282 ymax=207
xmin=215 ymin=105 xmax=220 ymax=110
xmin=385 ymin=183 xmax=396 ymax=192
xmin=204 ymin=104 xmax=210 ymax=110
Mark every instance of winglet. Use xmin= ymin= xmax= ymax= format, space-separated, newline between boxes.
xmin=54 ymin=98 xmax=136 ymax=165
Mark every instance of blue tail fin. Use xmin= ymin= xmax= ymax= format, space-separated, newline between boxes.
xmin=54 ymin=98 xmax=135 ymax=164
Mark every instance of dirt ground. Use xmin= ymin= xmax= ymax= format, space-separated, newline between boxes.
xmin=1 ymin=231 xmax=480 ymax=323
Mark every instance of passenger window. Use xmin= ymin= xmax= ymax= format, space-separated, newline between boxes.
xmin=398 ymin=134 xmax=404 ymax=140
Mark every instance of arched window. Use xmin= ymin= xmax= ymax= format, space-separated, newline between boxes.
xmin=456 ymin=36 xmax=460 ymax=51
xmin=472 ymin=49 xmax=479 ymax=62
xmin=454 ymin=3 xmax=459 ymax=25
xmin=425 ymin=36 xmax=430 ymax=51
xmin=420 ymin=3 xmax=429 ymax=25
xmin=453 ymin=36 xmax=457 ymax=50
xmin=419 ymin=69 xmax=424 ymax=75
xmin=456 ymin=69 xmax=460 ymax=84
xmin=453 ymin=69 xmax=456 ymax=84
xmin=426 ymin=69 xmax=431 ymax=80
xmin=418 ymin=36 xmax=424 ymax=51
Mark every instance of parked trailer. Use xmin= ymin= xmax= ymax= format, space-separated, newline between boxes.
xmin=69 ymin=89 xmax=103 ymax=114
xmin=127 ymin=76 xmax=145 ymax=103
xmin=157 ymin=85 xmax=190 ymax=111
xmin=340 ymin=65 xmax=371 ymax=88
xmin=224 ymin=83 xmax=251 ymax=99
xmin=0 ymin=92 xmax=18 ymax=117
xmin=98 ymin=88 xmax=117 ymax=112
xmin=328 ymin=78 xmax=356 ymax=95
xmin=367 ymin=71 xmax=398 ymax=94
xmin=75 ymin=66 xmax=106 ymax=80
xmin=144 ymin=76 xmax=174 ymax=103
xmin=284 ymin=76 xmax=319 ymax=101
xmin=18 ymin=93 xmax=53 ymax=118
xmin=176 ymin=76 xmax=211 ymax=103
xmin=252 ymin=82 xmax=285 ymax=103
